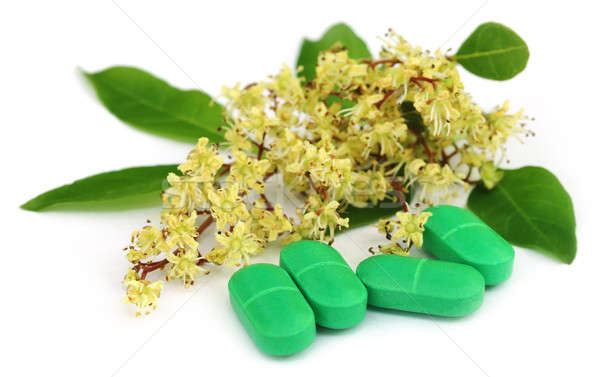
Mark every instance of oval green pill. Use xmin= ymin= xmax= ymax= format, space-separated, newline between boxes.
xmin=228 ymin=263 xmax=316 ymax=356
xmin=280 ymin=240 xmax=367 ymax=329
xmin=356 ymin=254 xmax=485 ymax=317
xmin=423 ymin=205 xmax=515 ymax=285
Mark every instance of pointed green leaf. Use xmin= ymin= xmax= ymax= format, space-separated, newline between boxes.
xmin=455 ymin=22 xmax=529 ymax=80
xmin=296 ymin=23 xmax=371 ymax=83
xmin=84 ymin=66 xmax=224 ymax=143
xmin=341 ymin=188 xmax=413 ymax=232
xmin=400 ymin=101 xmax=426 ymax=132
xmin=343 ymin=200 xmax=404 ymax=231
xmin=21 ymin=165 xmax=178 ymax=212
xmin=467 ymin=166 xmax=576 ymax=263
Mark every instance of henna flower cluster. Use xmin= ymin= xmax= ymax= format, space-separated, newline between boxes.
xmin=122 ymin=30 xmax=528 ymax=315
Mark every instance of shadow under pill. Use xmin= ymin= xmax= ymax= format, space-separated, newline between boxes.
xmin=366 ymin=305 xmax=474 ymax=323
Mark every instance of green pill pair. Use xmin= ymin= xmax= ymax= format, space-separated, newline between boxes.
xmin=229 ymin=241 xmax=366 ymax=356
xmin=357 ymin=205 xmax=515 ymax=316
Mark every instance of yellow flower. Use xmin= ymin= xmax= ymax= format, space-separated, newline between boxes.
xmin=221 ymin=82 xmax=266 ymax=114
xmin=207 ymin=184 xmax=249 ymax=230
xmin=178 ymin=137 xmax=224 ymax=178
xmin=486 ymin=101 xmax=526 ymax=149
xmin=353 ymin=169 xmax=390 ymax=206
xmin=361 ymin=120 xmax=408 ymax=159
xmin=250 ymin=201 xmax=293 ymax=242
xmin=408 ymin=158 xmax=427 ymax=176
xmin=377 ymin=211 xmax=432 ymax=248
xmin=314 ymin=48 xmax=366 ymax=96
xmin=480 ymin=162 xmax=504 ymax=189
xmin=127 ymin=226 xmax=168 ymax=263
xmin=267 ymin=64 xmax=304 ymax=104
xmin=235 ymin=106 xmax=276 ymax=144
xmin=163 ymin=211 xmax=199 ymax=250
xmin=340 ymin=94 xmax=384 ymax=122
xmin=296 ymin=196 xmax=349 ymax=242
xmin=224 ymin=125 xmax=253 ymax=152
xmin=415 ymin=89 xmax=460 ymax=136
xmin=122 ymin=269 xmax=164 ymax=316
xmin=206 ymin=222 xmax=263 ymax=267
xmin=166 ymin=250 xmax=207 ymax=287
xmin=226 ymin=150 xmax=271 ymax=194
xmin=377 ymin=242 xmax=410 ymax=256
xmin=281 ymin=231 xmax=302 ymax=246
xmin=408 ymin=160 xmax=464 ymax=201
xmin=162 ymin=173 xmax=209 ymax=212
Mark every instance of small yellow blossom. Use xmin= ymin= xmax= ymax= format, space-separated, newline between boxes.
xmin=162 ymin=173 xmax=209 ymax=212
xmin=178 ymin=137 xmax=224 ymax=178
xmin=486 ymin=101 xmax=526 ymax=150
xmin=166 ymin=249 xmax=207 ymax=287
xmin=163 ymin=211 xmax=199 ymax=250
xmin=127 ymin=226 xmax=168 ymax=263
xmin=376 ymin=242 xmax=410 ymax=256
xmin=226 ymin=150 xmax=271 ymax=194
xmin=296 ymin=196 xmax=349 ymax=242
xmin=123 ymin=269 xmax=164 ymax=316
xmin=206 ymin=222 xmax=263 ymax=267
xmin=361 ymin=120 xmax=408 ymax=158
xmin=207 ymin=184 xmax=249 ymax=230
xmin=224 ymin=125 xmax=253 ymax=152
xmin=408 ymin=160 xmax=465 ymax=201
xmin=267 ymin=64 xmax=304 ymax=104
xmin=250 ymin=201 xmax=293 ymax=242
xmin=480 ymin=161 xmax=504 ymax=189
xmin=377 ymin=211 xmax=432 ymax=248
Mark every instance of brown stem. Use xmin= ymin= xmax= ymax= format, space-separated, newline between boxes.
xmin=375 ymin=89 xmax=395 ymax=109
xmin=305 ymin=172 xmax=327 ymax=201
xmin=441 ymin=148 xmax=458 ymax=166
xmin=361 ymin=58 xmax=403 ymax=69
xmin=137 ymin=259 xmax=169 ymax=280
xmin=195 ymin=216 xmax=214 ymax=240
xmin=272 ymin=93 xmax=278 ymax=112
xmin=257 ymin=140 xmax=265 ymax=160
xmin=260 ymin=193 xmax=274 ymax=211
xmin=410 ymin=76 xmax=438 ymax=89
xmin=390 ymin=179 xmax=409 ymax=212
xmin=262 ymin=169 xmax=277 ymax=185
xmin=250 ymin=139 xmax=271 ymax=160
xmin=462 ymin=167 xmax=479 ymax=185
xmin=217 ymin=164 xmax=231 ymax=178
xmin=410 ymin=130 xmax=434 ymax=163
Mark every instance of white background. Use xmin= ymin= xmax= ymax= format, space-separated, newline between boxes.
xmin=1 ymin=1 xmax=599 ymax=376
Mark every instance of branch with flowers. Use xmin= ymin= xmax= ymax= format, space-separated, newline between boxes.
xmin=22 ymin=22 xmax=576 ymax=316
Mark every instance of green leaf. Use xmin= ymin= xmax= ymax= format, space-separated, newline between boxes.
xmin=83 ymin=66 xmax=224 ymax=143
xmin=400 ymin=101 xmax=426 ymax=132
xmin=21 ymin=165 xmax=178 ymax=212
xmin=454 ymin=22 xmax=529 ymax=80
xmin=296 ymin=23 xmax=371 ymax=83
xmin=343 ymin=200 xmax=403 ymax=231
xmin=342 ymin=189 xmax=413 ymax=232
xmin=325 ymin=94 xmax=356 ymax=110
xmin=467 ymin=166 xmax=576 ymax=263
